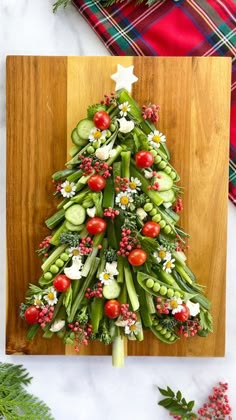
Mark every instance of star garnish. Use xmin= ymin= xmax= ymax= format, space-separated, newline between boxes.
xmin=111 ymin=64 xmax=138 ymax=92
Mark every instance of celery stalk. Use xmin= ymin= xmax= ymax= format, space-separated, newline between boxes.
xmin=81 ymin=232 xmax=105 ymax=277
xmin=41 ymin=244 xmax=67 ymax=272
xmin=124 ymin=261 xmax=139 ymax=311
xmin=112 ymin=333 xmax=125 ymax=368
xmin=130 ymin=162 xmax=163 ymax=206
xmin=50 ymin=222 xmax=67 ymax=246
xmin=107 ymin=146 xmax=122 ymax=165
xmin=121 ymin=151 xmax=131 ymax=179
xmin=117 ymin=255 xmax=124 ymax=283
xmin=45 ymin=209 xmax=65 ymax=229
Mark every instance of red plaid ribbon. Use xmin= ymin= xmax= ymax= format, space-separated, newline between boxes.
xmin=73 ymin=0 xmax=236 ymax=203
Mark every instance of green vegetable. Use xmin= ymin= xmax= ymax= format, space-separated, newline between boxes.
xmin=121 ymin=151 xmax=131 ymax=179
xmin=158 ymin=189 xmax=175 ymax=203
xmin=103 ymin=280 xmax=121 ymax=299
xmin=124 ymin=262 xmax=139 ymax=311
xmin=91 ymin=298 xmax=104 ymax=334
xmin=50 ymin=222 xmax=67 ymax=246
xmin=52 ymin=168 xmax=75 ymax=181
xmin=45 ymin=209 xmax=65 ymax=229
xmin=102 ymin=176 xmax=114 ymax=208
xmin=76 ymin=118 xmax=94 ymax=140
xmin=65 ymin=204 xmax=86 ymax=226
xmin=65 ymin=221 xmax=84 ymax=232
xmin=81 ymin=233 xmax=104 ymax=277
xmin=41 ymin=244 xmax=67 ymax=272
xmin=71 ymin=127 xmax=87 ymax=147
xmin=131 ymin=163 xmax=163 ymax=206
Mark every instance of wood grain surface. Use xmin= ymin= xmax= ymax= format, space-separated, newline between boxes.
xmin=6 ymin=56 xmax=231 ymax=357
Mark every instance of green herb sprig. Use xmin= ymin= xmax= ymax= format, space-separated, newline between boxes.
xmin=158 ymin=386 xmax=196 ymax=419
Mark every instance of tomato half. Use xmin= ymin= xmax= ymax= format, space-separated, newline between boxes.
xmin=86 ymin=217 xmax=107 ymax=235
xmin=128 ymin=248 xmax=147 ymax=266
xmin=88 ymin=175 xmax=106 ymax=192
xmin=135 ymin=151 xmax=154 ymax=168
xmin=93 ymin=111 xmax=111 ymax=130
xmin=142 ymin=221 xmax=160 ymax=238
xmin=104 ymin=300 xmax=121 ymax=319
xmin=174 ymin=305 xmax=190 ymax=322
xmin=24 ymin=306 xmax=40 ymax=324
xmin=53 ymin=274 xmax=71 ymax=292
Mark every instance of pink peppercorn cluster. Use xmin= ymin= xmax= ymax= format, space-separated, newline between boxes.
xmin=115 ymin=176 xmax=129 ymax=192
xmin=197 ymin=382 xmax=232 ymax=419
xmin=175 ymin=239 xmax=190 ymax=253
xmin=93 ymin=161 xmax=112 ymax=178
xmin=38 ymin=235 xmax=52 ymax=258
xmin=100 ymin=92 xmax=116 ymax=106
xmin=177 ymin=318 xmax=201 ymax=338
xmin=120 ymin=303 xmax=137 ymax=325
xmin=79 ymin=237 xmax=93 ymax=255
xmin=52 ymin=178 xmax=62 ymax=193
xmin=68 ymin=321 xmax=93 ymax=352
xmin=103 ymin=207 xmax=120 ymax=219
xmin=38 ymin=305 xmax=55 ymax=329
xmin=173 ymin=198 xmax=183 ymax=213
xmin=142 ymin=103 xmax=160 ymax=123
xmin=79 ymin=156 xmax=94 ymax=176
xmin=147 ymin=181 xmax=160 ymax=191
xmin=156 ymin=297 xmax=170 ymax=315
xmin=85 ymin=282 xmax=103 ymax=299
xmin=117 ymin=228 xmax=140 ymax=257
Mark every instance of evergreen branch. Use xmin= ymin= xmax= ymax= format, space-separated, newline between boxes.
xmin=53 ymin=0 xmax=71 ymax=13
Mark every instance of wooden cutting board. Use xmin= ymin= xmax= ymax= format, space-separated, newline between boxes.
xmin=6 ymin=56 xmax=231 ymax=357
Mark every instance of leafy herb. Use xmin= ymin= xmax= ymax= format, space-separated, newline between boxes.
xmin=199 ymin=309 xmax=213 ymax=333
xmin=138 ymin=235 xmax=159 ymax=254
xmin=104 ymin=248 xmax=117 ymax=262
xmin=97 ymin=318 xmax=112 ymax=345
xmin=133 ymin=193 xmax=147 ymax=208
xmin=53 ymin=0 xmax=71 ymax=12
xmin=0 ymin=363 xmax=54 ymax=419
xmin=121 ymin=211 xmax=138 ymax=230
xmin=159 ymin=316 xmax=178 ymax=330
xmin=76 ymin=306 xmax=89 ymax=325
xmin=19 ymin=303 xmax=28 ymax=320
xmin=158 ymin=386 xmax=196 ymax=419
xmin=87 ymin=104 xmax=106 ymax=119
xmin=60 ymin=231 xmax=80 ymax=247
xmin=26 ymin=283 xmax=44 ymax=297
xmin=159 ymin=236 xmax=176 ymax=253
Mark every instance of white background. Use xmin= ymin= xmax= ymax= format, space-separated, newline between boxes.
xmin=0 ymin=1 xmax=236 ymax=419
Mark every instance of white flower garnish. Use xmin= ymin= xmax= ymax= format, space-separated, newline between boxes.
xmin=99 ymin=271 xmax=113 ymax=285
xmin=154 ymin=246 xmax=171 ymax=263
xmin=136 ymin=207 xmax=147 ymax=221
xmin=95 ymin=145 xmax=110 ymax=161
xmin=50 ymin=319 xmax=65 ymax=332
xmin=125 ymin=321 xmax=142 ymax=340
xmin=68 ymin=247 xmax=82 ymax=262
xmin=89 ymin=127 xmax=107 ymax=143
xmin=44 ymin=287 xmax=58 ymax=306
xmin=33 ymin=295 xmax=44 ymax=308
xmin=60 ymin=181 xmax=76 ymax=198
xmin=186 ymin=300 xmax=200 ymax=317
xmin=115 ymin=191 xmax=134 ymax=210
xmin=128 ymin=177 xmax=141 ymax=194
xmin=64 ymin=258 xmax=83 ymax=280
xmin=147 ymin=130 xmax=166 ymax=148
xmin=144 ymin=169 xmax=153 ymax=179
xmin=105 ymin=261 xmax=119 ymax=276
xmin=118 ymin=101 xmax=131 ymax=117
xmin=117 ymin=117 xmax=134 ymax=134
xmin=163 ymin=258 xmax=175 ymax=274
xmin=87 ymin=206 xmax=96 ymax=218
xmin=167 ymin=297 xmax=183 ymax=315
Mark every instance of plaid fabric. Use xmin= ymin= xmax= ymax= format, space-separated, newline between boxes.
xmin=73 ymin=0 xmax=236 ymax=203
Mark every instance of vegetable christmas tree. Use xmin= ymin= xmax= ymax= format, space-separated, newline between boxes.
xmin=21 ymin=65 xmax=213 ymax=367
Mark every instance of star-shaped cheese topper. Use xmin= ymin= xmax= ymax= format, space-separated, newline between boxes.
xmin=111 ymin=64 xmax=138 ymax=92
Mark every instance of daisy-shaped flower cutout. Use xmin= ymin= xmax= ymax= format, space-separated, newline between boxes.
xmin=115 ymin=191 xmax=133 ymax=210
xmin=89 ymin=127 xmax=107 ymax=143
xmin=128 ymin=177 xmax=141 ymax=194
xmin=148 ymin=130 xmax=166 ymax=149
xmin=118 ymin=101 xmax=131 ymax=117
xmin=163 ymin=258 xmax=175 ymax=274
xmin=125 ymin=321 xmax=142 ymax=340
xmin=154 ymin=246 xmax=171 ymax=263
xmin=99 ymin=271 xmax=113 ymax=285
xmin=167 ymin=297 xmax=183 ymax=315
xmin=60 ymin=181 xmax=76 ymax=198
xmin=68 ymin=247 xmax=81 ymax=261
xmin=33 ymin=294 xmax=44 ymax=308
xmin=44 ymin=287 xmax=58 ymax=306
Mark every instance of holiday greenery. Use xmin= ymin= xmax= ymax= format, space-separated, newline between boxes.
xmin=0 ymin=363 xmax=53 ymax=420
xmin=53 ymin=0 xmax=181 ymax=12
xmin=21 ymin=66 xmax=212 ymax=366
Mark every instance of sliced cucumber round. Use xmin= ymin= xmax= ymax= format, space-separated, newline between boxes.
xmin=65 ymin=204 xmax=86 ymax=226
xmin=158 ymin=189 xmax=175 ymax=203
xmin=103 ymin=280 xmax=121 ymax=299
xmin=76 ymin=119 xmax=95 ymax=141
xmin=71 ymin=128 xmax=87 ymax=147
xmin=154 ymin=171 xmax=173 ymax=191
xmin=65 ymin=221 xmax=84 ymax=232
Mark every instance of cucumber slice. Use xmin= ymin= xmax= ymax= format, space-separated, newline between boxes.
xmin=103 ymin=280 xmax=121 ymax=299
xmin=65 ymin=204 xmax=86 ymax=226
xmin=154 ymin=171 xmax=173 ymax=191
xmin=71 ymin=128 xmax=87 ymax=147
xmin=65 ymin=221 xmax=84 ymax=232
xmin=158 ymin=189 xmax=175 ymax=203
xmin=76 ymin=119 xmax=95 ymax=141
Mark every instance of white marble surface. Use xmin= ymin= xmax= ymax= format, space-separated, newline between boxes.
xmin=1 ymin=1 xmax=236 ymax=419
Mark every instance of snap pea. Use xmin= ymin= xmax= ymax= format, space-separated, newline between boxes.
xmin=137 ymin=271 xmax=185 ymax=299
xmin=91 ymin=298 xmax=104 ymax=334
xmin=150 ymin=325 xmax=179 ymax=344
xmin=102 ymin=176 xmax=114 ymax=208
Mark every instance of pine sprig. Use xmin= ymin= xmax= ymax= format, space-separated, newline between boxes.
xmin=53 ymin=0 xmax=71 ymax=13
xmin=0 ymin=363 xmax=54 ymax=420
xmin=158 ymin=386 xmax=196 ymax=419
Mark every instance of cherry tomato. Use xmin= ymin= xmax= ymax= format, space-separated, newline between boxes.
xmin=53 ymin=274 xmax=71 ymax=292
xmin=135 ymin=151 xmax=154 ymax=168
xmin=174 ymin=304 xmax=190 ymax=322
xmin=93 ymin=111 xmax=111 ymax=130
xmin=142 ymin=221 xmax=160 ymax=238
xmin=86 ymin=217 xmax=107 ymax=235
xmin=104 ymin=300 xmax=121 ymax=319
xmin=88 ymin=175 xmax=106 ymax=192
xmin=24 ymin=306 xmax=40 ymax=324
xmin=128 ymin=248 xmax=147 ymax=266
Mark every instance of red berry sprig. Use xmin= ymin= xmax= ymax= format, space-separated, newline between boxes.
xmin=147 ymin=181 xmax=160 ymax=191
xmin=93 ymin=161 xmax=112 ymax=178
xmin=120 ymin=303 xmax=137 ymax=324
xmin=173 ymin=198 xmax=183 ymax=213
xmin=38 ymin=305 xmax=54 ymax=329
xmin=100 ymin=92 xmax=116 ymax=106
xmin=85 ymin=282 xmax=103 ymax=299
xmin=142 ymin=104 xmax=160 ymax=123
xmin=198 ymin=382 xmax=232 ymax=419
xmin=68 ymin=322 xmax=93 ymax=352
xmin=156 ymin=297 xmax=170 ymax=315
xmin=117 ymin=228 xmax=139 ymax=257
xmin=52 ymin=179 xmax=62 ymax=192
xmin=177 ymin=318 xmax=201 ymax=338
xmin=79 ymin=156 xmax=94 ymax=176
xmin=79 ymin=237 xmax=93 ymax=255
xmin=103 ymin=207 xmax=120 ymax=219
xmin=115 ymin=176 xmax=129 ymax=192
xmin=37 ymin=236 xmax=52 ymax=258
